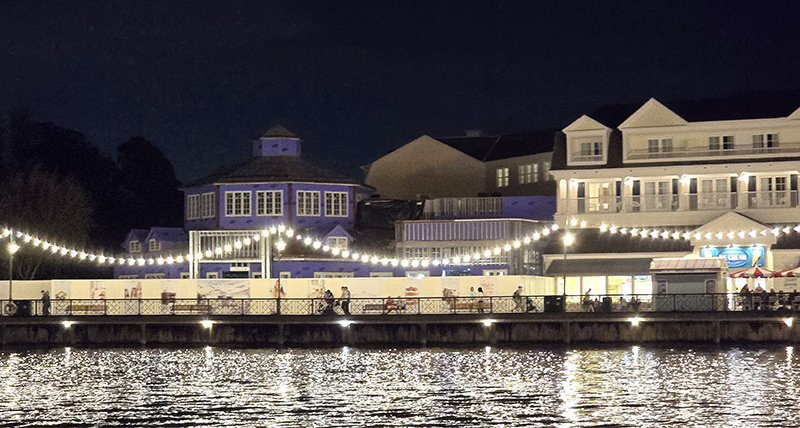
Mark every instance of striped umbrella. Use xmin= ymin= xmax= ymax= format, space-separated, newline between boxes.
xmin=729 ymin=266 xmax=778 ymax=278
xmin=774 ymin=267 xmax=800 ymax=277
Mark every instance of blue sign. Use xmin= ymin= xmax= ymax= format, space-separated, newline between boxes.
xmin=700 ymin=246 xmax=764 ymax=268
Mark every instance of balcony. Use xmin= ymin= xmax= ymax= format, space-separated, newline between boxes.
xmin=570 ymin=153 xmax=604 ymax=163
xmin=744 ymin=190 xmax=798 ymax=209
xmin=422 ymin=197 xmax=503 ymax=219
xmin=576 ymin=196 xmax=621 ymax=214
xmin=627 ymin=141 xmax=800 ymax=161
xmin=688 ymin=192 xmax=736 ymax=211
xmin=630 ymin=195 xmax=678 ymax=212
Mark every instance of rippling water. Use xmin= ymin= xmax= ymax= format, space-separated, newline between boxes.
xmin=1 ymin=345 xmax=799 ymax=427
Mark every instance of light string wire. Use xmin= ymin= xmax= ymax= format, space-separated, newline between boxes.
xmin=0 ymin=222 xmax=560 ymax=269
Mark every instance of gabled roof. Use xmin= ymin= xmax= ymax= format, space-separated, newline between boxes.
xmin=124 ymin=229 xmax=149 ymax=244
xmin=587 ymin=90 xmax=800 ymax=129
xmin=618 ymin=98 xmax=688 ymax=129
xmin=185 ymin=155 xmax=365 ymax=187
xmin=325 ymin=224 xmax=354 ymax=242
xmin=436 ymin=128 xmax=557 ymax=161
xmin=146 ymin=227 xmax=188 ymax=243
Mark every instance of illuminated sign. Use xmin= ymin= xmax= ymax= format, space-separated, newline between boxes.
xmin=700 ymin=246 xmax=764 ymax=268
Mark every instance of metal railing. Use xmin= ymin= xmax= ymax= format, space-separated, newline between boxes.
xmin=626 ymin=141 xmax=800 ymax=161
xmin=3 ymin=293 xmax=799 ymax=317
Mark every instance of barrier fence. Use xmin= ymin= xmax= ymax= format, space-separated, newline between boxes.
xmin=2 ymin=293 xmax=799 ymax=317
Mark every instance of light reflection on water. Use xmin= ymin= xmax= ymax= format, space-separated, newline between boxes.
xmin=0 ymin=345 xmax=799 ymax=427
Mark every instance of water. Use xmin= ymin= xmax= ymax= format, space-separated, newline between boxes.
xmin=1 ymin=346 xmax=798 ymax=427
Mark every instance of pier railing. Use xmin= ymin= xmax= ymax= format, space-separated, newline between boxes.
xmin=2 ymin=293 xmax=798 ymax=317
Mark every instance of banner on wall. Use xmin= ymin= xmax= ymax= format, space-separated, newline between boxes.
xmin=441 ymin=277 xmax=459 ymax=299
xmin=197 ymin=279 xmax=250 ymax=299
xmin=700 ymin=246 xmax=765 ymax=268
xmin=307 ymin=279 xmax=325 ymax=298
xmin=52 ymin=280 xmax=71 ymax=300
xmin=122 ymin=281 xmax=142 ymax=299
xmin=89 ymin=281 xmax=106 ymax=300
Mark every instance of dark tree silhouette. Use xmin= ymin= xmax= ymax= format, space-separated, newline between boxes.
xmin=116 ymin=136 xmax=184 ymax=229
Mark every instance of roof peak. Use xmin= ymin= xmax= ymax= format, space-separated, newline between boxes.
xmin=260 ymin=124 xmax=298 ymax=139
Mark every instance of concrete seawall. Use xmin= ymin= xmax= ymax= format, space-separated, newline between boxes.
xmin=1 ymin=313 xmax=798 ymax=348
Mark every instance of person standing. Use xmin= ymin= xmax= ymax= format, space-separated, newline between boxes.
xmin=477 ymin=286 xmax=485 ymax=313
xmin=340 ymin=286 xmax=351 ymax=315
xmin=41 ymin=290 xmax=51 ymax=316
xmin=513 ymin=286 xmax=524 ymax=312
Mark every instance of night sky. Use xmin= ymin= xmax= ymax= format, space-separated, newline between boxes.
xmin=2 ymin=1 xmax=799 ymax=182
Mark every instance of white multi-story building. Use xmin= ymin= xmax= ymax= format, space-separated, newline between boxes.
xmin=546 ymin=94 xmax=800 ymax=295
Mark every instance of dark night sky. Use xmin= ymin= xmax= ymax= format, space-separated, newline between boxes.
xmin=2 ymin=1 xmax=799 ymax=182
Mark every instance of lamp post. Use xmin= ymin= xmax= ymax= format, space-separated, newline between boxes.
xmin=7 ymin=230 xmax=19 ymax=311
xmin=274 ymin=238 xmax=286 ymax=315
xmin=562 ymin=228 xmax=575 ymax=295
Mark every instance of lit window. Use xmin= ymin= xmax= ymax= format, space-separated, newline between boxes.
xmin=580 ymin=141 xmax=602 ymax=156
xmin=518 ymin=164 xmax=533 ymax=184
xmin=149 ymin=239 xmax=160 ymax=252
xmin=325 ymin=192 xmax=348 ymax=217
xmin=752 ymin=133 xmax=779 ymax=148
xmin=129 ymin=241 xmax=141 ymax=253
xmin=297 ymin=191 xmax=320 ymax=216
xmin=256 ymin=190 xmax=283 ymax=216
xmin=225 ymin=191 xmax=251 ymax=216
xmin=543 ymin=161 xmax=551 ymax=180
xmin=496 ymin=168 xmax=509 ymax=187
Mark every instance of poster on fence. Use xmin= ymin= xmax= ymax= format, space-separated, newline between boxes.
xmin=52 ymin=280 xmax=71 ymax=300
xmin=89 ymin=281 xmax=106 ymax=300
xmin=198 ymin=279 xmax=250 ymax=299
xmin=307 ymin=279 xmax=325 ymax=298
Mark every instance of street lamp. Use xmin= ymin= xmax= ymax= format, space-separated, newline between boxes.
xmin=561 ymin=229 xmax=575 ymax=295
xmin=7 ymin=231 xmax=19 ymax=313
xmin=274 ymin=239 xmax=287 ymax=315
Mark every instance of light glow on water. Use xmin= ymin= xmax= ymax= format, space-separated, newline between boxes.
xmin=0 ymin=346 xmax=799 ymax=426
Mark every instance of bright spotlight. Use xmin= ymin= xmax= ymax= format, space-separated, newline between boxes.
xmin=201 ymin=320 xmax=214 ymax=329
xmin=338 ymin=320 xmax=353 ymax=328
xmin=785 ymin=317 xmax=794 ymax=327
xmin=482 ymin=319 xmax=494 ymax=327
xmin=630 ymin=317 xmax=643 ymax=327
xmin=61 ymin=321 xmax=75 ymax=329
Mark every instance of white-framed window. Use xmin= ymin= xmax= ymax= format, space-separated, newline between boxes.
xmin=256 ymin=190 xmax=283 ymax=216
xmin=187 ymin=195 xmax=200 ymax=220
xmin=580 ymin=141 xmax=602 ymax=156
xmin=327 ymin=236 xmax=349 ymax=249
xmin=251 ymin=273 xmax=263 ymax=279
xmin=496 ymin=168 xmax=509 ymax=187
xmin=314 ymin=272 xmax=354 ymax=278
xmin=325 ymin=192 xmax=348 ymax=217
xmin=370 ymin=272 xmax=394 ymax=277
xmin=752 ymin=133 xmax=779 ymax=148
xmin=406 ymin=271 xmax=429 ymax=278
xmin=484 ymin=269 xmax=507 ymax=276
xmin=699 ymin=178 xmax=731 ymax=210
xmin=297 ymin=191 xmax=320 ymax=216
xmin=648 ymin=138 xmax=673 ymax=153
xmin=532 ymin=164 xmax=539 ymax=182
xmin=709 ymin=135 xmax=734 ymax=150
xmin=279 ymin=271 xmax=291 ymax=279
xmin=129 ymin=241 xmax=141 ymax=253
xmin=206 ymin=272 xmax=219 ymax=279
xmin=225 ymin=191 xmax=251 ymax=216
xmin=543 ymin=161 xmax=551 ymax=180
xmin=180 ymin=272 xmax=190 ymax=279
xmin=755 ymin=175 xmax=790 ymax=207
xmin=144 ymin=273 xmax=165 ymax=279
xmin=149 ymin=239 xmax=160 ymax=252
xmin=201 ymin=193 xmax=215 ymax=218
xmin=119 ymin=274 xmax=138 ymax=279
xmin=230 ymin=262 xmax=249 ymax=272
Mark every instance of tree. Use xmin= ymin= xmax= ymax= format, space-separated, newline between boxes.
xmin=116 ymin=136 xmax=184 ymax=228
xmin=0 ymin=167 xmax=93 ymax=279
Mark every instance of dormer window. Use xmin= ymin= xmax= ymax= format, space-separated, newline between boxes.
xmin=752 ymin=133 xmax=779 ymax=148
xmin=129 ymin=241 xmax=141 ymax=253
xmin=647 ymin=138 xmax=673 ymax=154
xmin=149 ymin=239 xmax=160 ymax=252
xmin=496 ymin=168 xmax=509 ymax=187
xmin=580 ymin=141 xmax=602 ymax=156
xmin=327 ymin=236 xmax=348 ymax=250
xmin=709 ymin=136 xmax=734 ymax=150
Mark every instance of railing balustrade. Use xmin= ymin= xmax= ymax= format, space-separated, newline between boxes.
xmin=3 ymin=293 xmax=798 ymax=317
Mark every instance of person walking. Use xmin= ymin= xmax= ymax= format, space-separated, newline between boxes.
xmin=41 ymin=290 xmax=51 ymax=316
xmin=340 ymin=286 xmax=351 ymax=315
